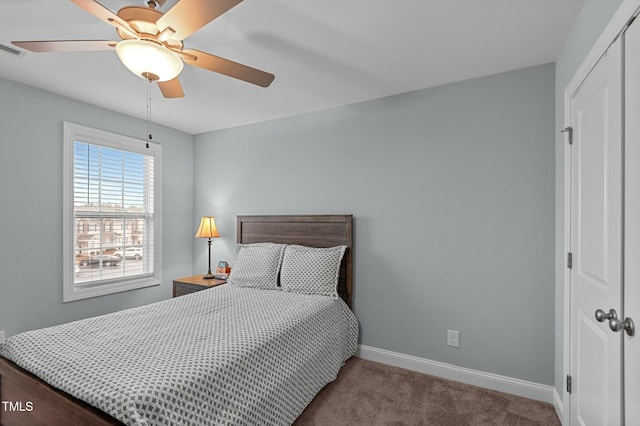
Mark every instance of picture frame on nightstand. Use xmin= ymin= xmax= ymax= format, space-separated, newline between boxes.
xmin=214 ymin=260 xmax=231 ymax=280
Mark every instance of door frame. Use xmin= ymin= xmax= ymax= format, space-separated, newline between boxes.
xmin=561 ymin=1 xmax=640 ymax=424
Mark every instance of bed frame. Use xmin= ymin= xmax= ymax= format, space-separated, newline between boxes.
xmin=0 ymin=214 xmax=354 ymax=425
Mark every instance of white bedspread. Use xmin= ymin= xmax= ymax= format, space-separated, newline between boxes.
xmin=0 ymin=285 xmax=359 ymax=425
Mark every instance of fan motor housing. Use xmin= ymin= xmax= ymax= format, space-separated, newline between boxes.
xmin=116 ymin=6 xmax=182 ymax=49
xmin=117 ymin=7 xmax=161 ymax=35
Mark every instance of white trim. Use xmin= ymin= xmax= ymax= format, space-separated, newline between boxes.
xmin=565 ymin=0 xmax=640 ymax=98
xmin=553 ymin=388 xmax=564 ymax=425
xmin=356 ymin=345 xmax=554 ymax=404
xmin=561 ymin=1 xmax=640 ymax=424
xmin=561 ymin=94 xmax=572 ymax=426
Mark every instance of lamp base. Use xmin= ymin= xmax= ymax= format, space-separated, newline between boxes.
xmin=202 ymin=272 xmax=215 ymax=280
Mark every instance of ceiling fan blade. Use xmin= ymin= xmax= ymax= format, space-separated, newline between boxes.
xmin=157 ymin=0 xmax=243 ymax=41
xmin=70 ymin=0 xmax=139 ymax=39
xmin=158 ymin=77 xmax=185 ymax=98
xmin=182 ymin=49 xmax=274 ymax=87
xmin=12 ymin=40 xmax=116 ymax=53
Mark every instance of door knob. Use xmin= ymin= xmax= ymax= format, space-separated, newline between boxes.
xmin=609 ymin=316 xmax=635 ymax=337
xmin=595 ymin=308 xmax=617 ymax=322
xmin=595 ymin=308 xmax=635 ymax=337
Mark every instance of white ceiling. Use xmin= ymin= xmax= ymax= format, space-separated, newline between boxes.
xmin=0 ymin=0 xmax=584 ymax=135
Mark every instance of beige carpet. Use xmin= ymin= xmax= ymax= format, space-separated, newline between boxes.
xmin=294 ymin=357 xmax=560 ymax=425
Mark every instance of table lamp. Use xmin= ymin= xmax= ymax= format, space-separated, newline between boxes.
xmin=195 ymin=216 xmax=220 ymax=279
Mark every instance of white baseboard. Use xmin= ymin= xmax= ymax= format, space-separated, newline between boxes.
xmin=356 ymin=344 xmax=554 ymax=404
xmin=552 ymin=388 xmax=565 ymax=425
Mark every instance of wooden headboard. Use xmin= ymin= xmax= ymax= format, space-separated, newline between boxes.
xmin=237 ymin=215 xmax=353 ymax=307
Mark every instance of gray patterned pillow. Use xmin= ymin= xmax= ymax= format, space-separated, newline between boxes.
xmin=228 ymin=243 xmax=286 ymax=289
xmin=280 ymin=245 xmax=347 ymax=298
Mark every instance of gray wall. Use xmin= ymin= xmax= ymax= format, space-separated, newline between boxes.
xmin=194 ymin=63 xmax=556 ymax=385
xmin=554 ymin=0 xmax=624 ymax=398
xmin=0 ymin=78 xmax=194 ymax=338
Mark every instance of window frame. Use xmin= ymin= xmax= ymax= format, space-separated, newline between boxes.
xmin=63 ymin=122 xmax=162 ymax=302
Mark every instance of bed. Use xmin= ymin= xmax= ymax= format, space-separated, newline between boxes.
xmin=0 ymin=214 xmax=356 ymax=425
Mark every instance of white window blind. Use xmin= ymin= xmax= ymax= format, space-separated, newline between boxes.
xmin=63 ymin=123 xmax=162 ymax=302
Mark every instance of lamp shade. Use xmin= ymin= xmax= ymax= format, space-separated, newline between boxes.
xmin=195 ymin=216 xmax=220 ymax=239
xmin=115 ymin=39 xmax=183 ymax=82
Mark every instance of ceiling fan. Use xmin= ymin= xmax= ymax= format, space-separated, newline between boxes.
xmin=12 ymin=0 xmax=275 ymax=98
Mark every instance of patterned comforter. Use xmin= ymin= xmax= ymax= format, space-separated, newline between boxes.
xmin=0 ymin=285 xmax=359 ymax=425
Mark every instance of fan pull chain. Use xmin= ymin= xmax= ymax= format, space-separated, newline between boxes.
xmin=146 ymin=78 xmax=152 ymax=141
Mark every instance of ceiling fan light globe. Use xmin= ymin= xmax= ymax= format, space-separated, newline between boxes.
xmin=115 ymin=39 xmax=183 ymax=82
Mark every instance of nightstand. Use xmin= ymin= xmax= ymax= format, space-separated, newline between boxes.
xmin=173 ymin=275 xmax=226 ymax=298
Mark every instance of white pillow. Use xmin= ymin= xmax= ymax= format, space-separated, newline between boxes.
xmin=280 ymin=245 xmax=347 ymax=298
xmin=228 ymin=243 xmax=285 ymax=289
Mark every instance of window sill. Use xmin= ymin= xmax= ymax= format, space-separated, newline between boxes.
xmin=63 ymin=275 xmax=161 ymax=303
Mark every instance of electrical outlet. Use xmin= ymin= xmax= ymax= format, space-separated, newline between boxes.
xmin=0 ymin=330 xmax=5 ymax=343
xmin=447 ymin=330 xmax=460 ymax=348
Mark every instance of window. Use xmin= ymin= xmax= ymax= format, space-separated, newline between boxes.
xmin=63 ymin=123 xmax=162 ymax=302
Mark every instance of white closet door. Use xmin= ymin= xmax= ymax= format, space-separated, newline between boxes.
xmin=624 ymin=21 xmax=640 ymax=426
xmin=569 ymin=36 xmax=623 ymax=426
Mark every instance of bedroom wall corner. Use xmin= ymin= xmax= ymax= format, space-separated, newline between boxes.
xmin=0 ymin=77 xmax=195 ymax=338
